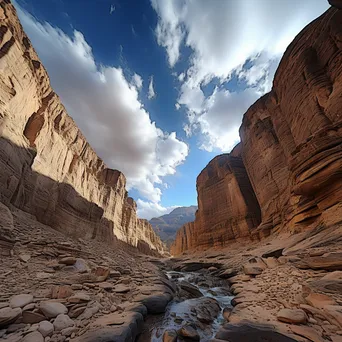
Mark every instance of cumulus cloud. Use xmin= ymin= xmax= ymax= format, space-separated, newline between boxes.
xmin=131 ymin=73 xmax=143 ymax=89
xmin=16 ymin=4 xmax=188 ymax=206
xmin=137 ymin=199 xmax=178 ymax=220
xmin=148 ymin=76 xmax=156 ymax=99
xmin=152 ymin=0 xmax=329 ymax=151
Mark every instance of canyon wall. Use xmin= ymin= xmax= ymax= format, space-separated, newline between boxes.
xmin=0 ymin=1 xmax=165 ymax=254
xmin=171 ymin=4 xmax=342 ymax=255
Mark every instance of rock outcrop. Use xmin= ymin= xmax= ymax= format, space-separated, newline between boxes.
xmin=171 ymin=144 xmax=261 ymax=255
xmin=172 ymin=5 xmax=342 ymax=255
xmin=0 ymin=1 xmax=165 ymax=254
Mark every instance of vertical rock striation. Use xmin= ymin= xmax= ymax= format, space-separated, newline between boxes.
xmin=172 ymin=5 xmax=342 ymax=255
xmin=0 ymin=1 xmax=165 ymax=254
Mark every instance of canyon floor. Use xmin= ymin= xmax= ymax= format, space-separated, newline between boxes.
xmin=1 ymin=202 xmax=342 ymax=342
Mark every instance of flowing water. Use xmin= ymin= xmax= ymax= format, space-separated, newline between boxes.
xmin=149 ymin=270 xmax=234 ymax=341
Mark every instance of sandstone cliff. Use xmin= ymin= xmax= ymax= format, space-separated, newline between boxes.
xmin=171 ymin=144 xmax=261 ymax=255
xmin=171 ymin=5 xmax=342 ymax=255
xmin=0 ymin=1 xmax=165 ymax=254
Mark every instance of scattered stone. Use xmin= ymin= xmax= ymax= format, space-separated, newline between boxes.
xmin=51 ymin=286 xmax=73 ymax=299
xmin=68 ymin=293 xmax=90 ymax=303
xmin=38 ymin=321 xmax=54 ymax=337
xmin=59 ymin=257 xmax=76 ymax=265
xmin=10 ymin=294 xmax=33 ymax=308
xmin=19 ymin=254 xmax=31 ymax=262
xmin=163 ymin=329 xmax=178 ymax=342
xmin=113 ymin=284 xmax=130 ymax=293
xmin=53 ymin=314 xmax=74 ymax=331
xmin=40 ymin=302 xmax=68 ymax=318
xmin=277 ymin=308 xmax=307 ymax=324
xmin=0 ymin=307 xmax=22 ymax=328
xmin=178 ymin=325 xmax=200 ymax=341
xmin=22 ymin=331 xmax=44 ymax=342
xmin=98 ymin=282 xmax=113 ymax=290
xmin=22 ymin=311 xmax=46 ymax=324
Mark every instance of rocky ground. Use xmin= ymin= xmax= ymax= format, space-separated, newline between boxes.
xmin=1 ymin=200 xmax=342 ymax=342
xmin=0 ymin=202 xmax=175 ymax=342
xmin=171 ymin=224 xmax=342 ymax=342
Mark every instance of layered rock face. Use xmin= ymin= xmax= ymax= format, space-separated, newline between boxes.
xmin=0 ymin=1 xmax=165 ymax=254
xmin=240 ymin=5 xmax=342 ymax=237
xmin=172 ymin=5 xmax=342 ymax=255
xmin=171 ymin=145 xmax=261 ymax=255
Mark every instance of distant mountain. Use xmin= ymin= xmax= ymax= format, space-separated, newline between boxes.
xmin=150 ymin=206 xmax=197 ymax=245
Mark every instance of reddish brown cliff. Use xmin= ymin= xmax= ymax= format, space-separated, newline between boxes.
xmin=171 ymin=144 xmax=261 ymax=255
xmin=172 ymin=5 xmax=342 ymax=255
xmin=0 ymin=1 xmax=165 ymax=254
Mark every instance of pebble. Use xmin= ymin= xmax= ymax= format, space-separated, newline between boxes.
xmin=38 ymin=321 xmax=54 ymax=337
xmin=53 ymin=314 xmax=74 ymax=331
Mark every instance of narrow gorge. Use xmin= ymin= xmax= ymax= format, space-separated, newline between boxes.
xmin=0 ymin=1 xmax=342 ymax=342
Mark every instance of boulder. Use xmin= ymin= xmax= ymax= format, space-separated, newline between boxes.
xmin=9 ymin=294 xmax=33 ymax=308
xmin=39 ymin=301 xmax=68 ymax=318
xmin=277 ymin=308 xmax=307 ymax=324
xmin=0 ymin=307 xmax=22 ymax=328
xmin=22 ymin=331 xmax=44 ymax=342
xmin=38 ymin=320 xmax=54 ymax=337
xmin=53 ymin=314 xmax=74 ymax=331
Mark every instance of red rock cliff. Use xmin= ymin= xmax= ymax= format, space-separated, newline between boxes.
xmin=171 ymin=144 xmax=261 ymax=255
xmin=0 ymin=1 xmax=165 ymax=255
xmin=172 ymin=5 xmax=342 ymax=255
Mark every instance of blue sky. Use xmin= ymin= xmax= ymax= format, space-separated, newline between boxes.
xmin=15 ymin=0 xmax=329 ymax=219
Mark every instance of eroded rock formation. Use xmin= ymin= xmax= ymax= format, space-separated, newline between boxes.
xmin=171 ymin=144 xmax=261 ymax=255
xmin=0 ymin=1 xmax=165 ymax=254
xmin=172 ymin=5 xmax=342 ymax=255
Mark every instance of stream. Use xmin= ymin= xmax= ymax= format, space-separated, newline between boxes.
xmin=148 ymin=268 xmax=234 ymax=341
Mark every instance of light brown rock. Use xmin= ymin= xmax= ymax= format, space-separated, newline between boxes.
xmin=277 ymin=308 xmax=307 ymax=324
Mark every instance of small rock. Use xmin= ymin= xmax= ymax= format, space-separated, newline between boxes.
xmin=36 ymin=272 xmax=52 ymax=279
xmin=68 ymin=293 xmax=90 ymax=304
xmin=10 ymin=294 xmax=33 ymax=308
xmin=19 ymin=254 xmax=31 ymax=262
xmin=74 ymin=259 xmax=90 ymax=273
xmin=243 ymin=265 xmax=264 ymax=275
xmin=51 ymin=286 xmax=73 ymax=299
xmin=277 ymin=308 xmax=307 ymax=324
xmin=163 ymin=329 xmax=177 ymax=342
xmin=61 ymin=326 xmax=77 ymax=336
xmin=22 ymin=311 xmax=46 ymax=324
xmin=59 ymin=257 xmax=76 ymax=265
xmin=6 ymin=323 xmax=26 ymax=333
xmin=113 ymin=284 xmax=130 ymax=293
xmin=0 ymin=307 xmax=22 ymax=328
xmin=98 ymin=282 xmax=113 ymax=290
xmin=22 ymin=331 xmax=44 ymax=342
xmin=38 ymin=321 xmax=54 ymax=337
xmin=53 ymin=314 xmax=74 ymax=331
xmin=40 ymin=302 xmax=68 ymax=318
xmin=178 ymin=325 xmax=200 ymax=341
xmin=23 ymin=303 xmax=35 ymax=311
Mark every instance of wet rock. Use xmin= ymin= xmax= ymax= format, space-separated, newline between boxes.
xmin=277 ymin=308 xmax=307 ymax=324
xmin=135 ymin=293 xmax=172 ymax=314
xmin=0 ymin=307 xmax=22 ymax=328
xmin=178 ymin=324 xmax=200 ymax=341
xmin=163 ymin=329 xmax=178 ymax=342
xmin=39 ymin=302 xmax=68 ymax=318
xmin=215 ymin=323 xmax=297 ymax=341
xmin=223 ymin=307 xmax=232 ymax=321
xmin=22 ymin=311 xmax=46 ymax=324
xmin=22 ymin=331 xmax=44 ymax=342
xmin=53 ymin=314 xmax=74 ymax=331
xmin=219 ymin=269 xmax=237 ymax=279
xmin=10 ymin=294 xmax=33 ymax=308
xmin=38 ymin=320 xmax=54 ymax=337
xmin=179 ymin=281 xmax=203 ymax=298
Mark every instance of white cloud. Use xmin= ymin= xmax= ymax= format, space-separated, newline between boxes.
xmin=16 ymin=4 xmax=188 ymax=206
xmin=137 ymin=199 xmax=178 ymax=220
xmin=110 ymin=4 xmax=115 ymax=14
xmin=131 ymin=73 xmax=143 ymax=89
xmin=148 ymin=75 xmax=156 ymax=99
xmin=152 ymin=0 xmax=329 ymax=152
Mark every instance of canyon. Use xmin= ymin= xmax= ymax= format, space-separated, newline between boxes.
xmin=0 ymin=1 xmax=342 ymax=342
xmin=171 ymin=3 xmax=342 ymax=256
xmin=0 ymin=0 xmax=165 ymax=256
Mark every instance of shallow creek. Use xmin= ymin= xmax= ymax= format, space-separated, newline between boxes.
xmin=149 ymin=270 xmax=233 ymax=341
